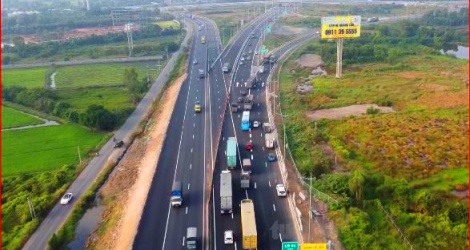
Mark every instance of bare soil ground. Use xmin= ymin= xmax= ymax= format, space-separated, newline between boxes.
xmin=22 ymin=25 xmax=138 ymax=44
xmin=297 ymin=54 xmax=324 ymax=68
xmin=86 ymin=73 xmax=186 ymax=250
xmin=306 ymin=104 xmax=395 ymax=121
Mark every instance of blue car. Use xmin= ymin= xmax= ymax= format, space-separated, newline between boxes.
xmin=267 ymin=153 xmax=276 ymax=162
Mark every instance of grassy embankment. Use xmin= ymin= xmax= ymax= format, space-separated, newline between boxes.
xmin=154 ymin=20 xmax=180 ymax=29
xmin=1 ymin=61 xmax=163 ymax=250
xmin=279 ymin=41 xmax=468 ymax=249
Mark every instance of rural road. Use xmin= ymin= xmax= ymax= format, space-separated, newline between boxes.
xmin=21 ymin=21 xmax=193 ymax=250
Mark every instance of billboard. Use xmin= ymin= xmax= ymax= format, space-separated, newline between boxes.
xmin=321 ymin=16 xmax=361 ymax=39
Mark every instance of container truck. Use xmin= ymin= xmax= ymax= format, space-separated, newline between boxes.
xmin=265 ymin=133 xmax=275 ymax=149
xmin=242 ymin=158 xmax=252 ymax=173
xmin=241 ymin=199 xmax=257 ymax=249
xmin=220 ymin=170 xmax=233 ymax=214
xmin=186 ymin=227 xmax=197 ymax=249
xmin=227 ymin=137 xmax=237 ymax=169
xmin=243 ymin=95 xmax=253 ymax=110
xmin=240 ymin=172 xmax=250 ymax=189
xmin=171 ymin=181 xmax=183 ymax=207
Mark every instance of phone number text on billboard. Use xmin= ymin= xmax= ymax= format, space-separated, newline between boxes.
xmin=321 ymin=16 xmax=361 ymax=39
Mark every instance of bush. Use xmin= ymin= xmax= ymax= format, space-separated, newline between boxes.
xmin=366 ymin=106 xmax=381 ymax=115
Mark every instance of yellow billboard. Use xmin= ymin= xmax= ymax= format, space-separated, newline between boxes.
xmin=300 ymin=243 xmax=327 ymax=250
xmin=321 ymin=16 xmax=361 ymax=39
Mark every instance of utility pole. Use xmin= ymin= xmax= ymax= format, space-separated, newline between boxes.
xmin=77 ymin=146 xmax=82 ymax=164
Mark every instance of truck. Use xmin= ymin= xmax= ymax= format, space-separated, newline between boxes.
xmin=186 ymin=227 xmax=197 ymax=249
xmin=227 ymin=137 xmax=237 ymax=169
xmin=242 ymin=158 xmax=252 ymax=173
xmin=258 ymin=65 xmax=265 ymax=74
xmin=201 ymin=35 xmax=206 ymax=44
xmin=265 ymin=133 xmax=275 ymax=149
xmin=243 ymin=95 xmax=254 ymax=110
xmin=240 ymin=199 xmax=257 ymax=249
xmin=171 ymin=181 xmax=183 ymax=207
xmin=222 ymin=62 xmax=231 ymax=73
xmin=240 ymin=172 xmax=250 ymax=189
xmin=220 ymin=170 xmax=233 ymax=214
xmin=245 ymin=74 xmax=257 ymax=89
xmin=198 ymin=69 xmax=205 ymax=78
xmin=262 ymin=122 xmax=272 ymax=133
xmin=231 ymin=102 xmax=238 ymax=112
xmin=367 ymin=17 xmax=379 ymax=23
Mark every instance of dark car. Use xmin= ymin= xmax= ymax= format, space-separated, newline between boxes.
xmin=237 ymin=96 xmax=244 ymax=103
xmin=114 ymin=140 xmax=124 ymax=148
xmin=245 ymin=142 xmax=253 ymax=151
xmin=267 ymin=153 xmax=276 ymax=162
xmin=241 ymin=90 xmax=248 ymax=96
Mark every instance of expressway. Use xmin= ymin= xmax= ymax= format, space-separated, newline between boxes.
xmin=133 ymin=18 xmax=217 ymax=250
xmin=211 ymin=8 xmax=299 ymax=250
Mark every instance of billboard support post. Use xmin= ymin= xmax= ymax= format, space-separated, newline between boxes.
xmin=336 ymin=38 xmax=343 ymax=78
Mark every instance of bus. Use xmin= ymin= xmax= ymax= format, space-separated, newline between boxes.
xmin=201 ymin=35 xmax=206 ymax=44
xmin=241 ymin=111 xmax=250 ymax=131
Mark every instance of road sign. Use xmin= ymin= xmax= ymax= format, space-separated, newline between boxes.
xmin=282 ymin=242 xmax=299 ymax=250
xmin=301 ymin=243 xmax=327 ymax=250
xmin=321 ymin=15 xmax=361 ymax=39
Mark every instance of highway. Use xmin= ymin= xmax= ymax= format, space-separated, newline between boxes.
xmin=210 ymin=8 xmax=299 ymax=250
xmin=132 ymin=17 xmax=226 ymax=249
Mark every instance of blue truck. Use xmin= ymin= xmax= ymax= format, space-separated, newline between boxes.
xmin=171 ymin=181 xmax=183 ymax=207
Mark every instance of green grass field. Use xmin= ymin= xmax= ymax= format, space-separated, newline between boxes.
xmin=2 ymin=106 xmax=44 ymax=129
xmin=54 ymin=63 xmax=159 ymax=88
xmin=154 ymin=20 xmax=180 ymax=29
xmin=56 ymin=87 xmax=132 ymax=111
xmin=2 ymin=67 xmax=48 ymax=88
xmin=2 ymin=123 xmax=105 ymax=176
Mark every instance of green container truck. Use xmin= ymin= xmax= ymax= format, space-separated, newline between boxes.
xmin=227 ymin=137 xmax=237 ymax=169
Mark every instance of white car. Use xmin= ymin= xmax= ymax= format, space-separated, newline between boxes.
xmin=253 ymin=121 xmax=260 ymax=128
xmin=276 ymin=184 xmax=287 ymax=197
xmin=224 ymin=230 xmax=234 ymax=244
xmin=60 ymin=193 xmax=73 ymax=205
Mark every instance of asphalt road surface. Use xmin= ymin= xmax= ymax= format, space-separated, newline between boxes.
xmin=210 ymin=8 xmax=298 ymax=250
xmin=133 ymin=17 xmax=224 ymax=250
xmin=22 ymin=22 xmax=193 ymax=250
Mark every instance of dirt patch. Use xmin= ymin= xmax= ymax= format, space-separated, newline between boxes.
xmin=297 ymin=54 xmax=324 ymax=68
xmin=86 ymin=73 xmax=187 ymax=250
xmin=21 ymin=25 xmax=138 ymax=44
xmin=306 ymin=104 xmax=395 ymax=121
xmin=396 ymin=72 xmax=427 ymax=79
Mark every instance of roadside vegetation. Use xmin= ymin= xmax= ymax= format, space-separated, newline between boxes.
xmin=279 ymin=9 xmax=468 ymax=249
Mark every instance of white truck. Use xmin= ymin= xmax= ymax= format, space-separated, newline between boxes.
xmin=220 ymin=170 xmax=233 ymax=214
xmin=265 ymin=133 xmax=275 ymax=148
xmin=243 ymin=94 xmax=254 ymax=110
xmin=259 ymin=65 xmax=265 ymax=74
xmin=263 ymin=122 xmax=272 ymax=133
xmin=240 ymin=172 xmax=250 ymax=189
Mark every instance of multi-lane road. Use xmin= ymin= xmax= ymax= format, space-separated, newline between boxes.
xmin=210 ymin=10 xmax=299 ymax=250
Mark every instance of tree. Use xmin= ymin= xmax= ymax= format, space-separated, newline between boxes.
xmin=349 ymin=169 xmax=365 ymax=203
xmin=80 ymin=104 xmax=116 ymax=131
